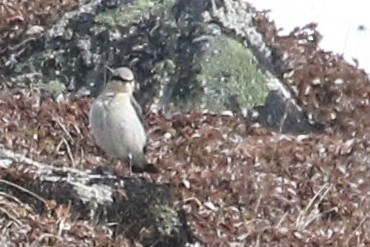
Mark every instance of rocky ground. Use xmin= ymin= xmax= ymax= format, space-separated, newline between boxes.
xmin=1 ymin=0 xmax=370 ymax=246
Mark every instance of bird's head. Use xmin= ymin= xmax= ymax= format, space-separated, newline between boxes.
xmin=105 ymin=67 xmax=136 ymax=95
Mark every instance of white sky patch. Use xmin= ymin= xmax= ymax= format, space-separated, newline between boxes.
xmin=248 ymin=0 xmax=370 ymax=74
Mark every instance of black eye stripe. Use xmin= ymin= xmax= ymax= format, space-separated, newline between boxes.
xmin=111 ymin=76 xmax=132 ymax=83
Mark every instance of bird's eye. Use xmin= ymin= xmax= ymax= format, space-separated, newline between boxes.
xmin=111 ymin=75 xmax=123 ymax=81
xmin=111 ymin=76 xmax=132 ymax=83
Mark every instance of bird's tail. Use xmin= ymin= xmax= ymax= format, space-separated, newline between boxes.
xmin=131 ymin=153 xmax=159 ymax=173
xmin=132 ymin=163 xmax=159 ymax=173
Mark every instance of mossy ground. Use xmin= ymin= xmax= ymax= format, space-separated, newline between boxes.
xmin=198 ymin=35 xmax=268 ymax=111
xmin=95 ymin=0 xmax=175 ymax=28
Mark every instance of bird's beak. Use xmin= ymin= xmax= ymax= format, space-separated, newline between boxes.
xmin=105 ymin=65 xmax=115 ymax=75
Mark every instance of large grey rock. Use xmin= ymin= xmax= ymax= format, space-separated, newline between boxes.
xmin=1 ymin=0 xmax=322 ymax=133
xmin=3 ymin=0 xmax=271 ymax=113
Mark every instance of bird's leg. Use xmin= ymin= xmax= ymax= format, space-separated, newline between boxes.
xmin=128 ymin=153 xmax=133 ymax=176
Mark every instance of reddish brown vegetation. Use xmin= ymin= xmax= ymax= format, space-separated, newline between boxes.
xmin=0 ymin=0 xmax=86 ymax=67
xmin=0 ymin=5 xmax=370 ymax=247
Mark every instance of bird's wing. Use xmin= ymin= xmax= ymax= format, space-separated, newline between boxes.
xmin=89 ymin=98 xmax=112 ymax=150
xmin=130 ymin=96 xmax=144 ymax=123
xmin=89 ymin=100 xmax=105 ymax=129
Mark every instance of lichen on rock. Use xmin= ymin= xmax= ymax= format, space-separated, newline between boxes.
xmin=198 ymin=34 xmax=268 ymax=111
xmin=3 ymin=0 xmax=272 ymax=115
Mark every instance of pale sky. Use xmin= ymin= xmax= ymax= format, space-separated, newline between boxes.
xmin=248 ymin=0 xmax=370 ymax=74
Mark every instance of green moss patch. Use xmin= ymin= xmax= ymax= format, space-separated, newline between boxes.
xmin=198 ymin=35 xmax=268 ymax=111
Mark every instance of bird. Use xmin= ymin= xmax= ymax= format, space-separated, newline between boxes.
xmin=89 ymin=66 xmax=158 ymax=173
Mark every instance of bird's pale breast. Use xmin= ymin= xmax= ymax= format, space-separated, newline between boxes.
xmin=89 ymin=93 xmax=146 ymax=160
